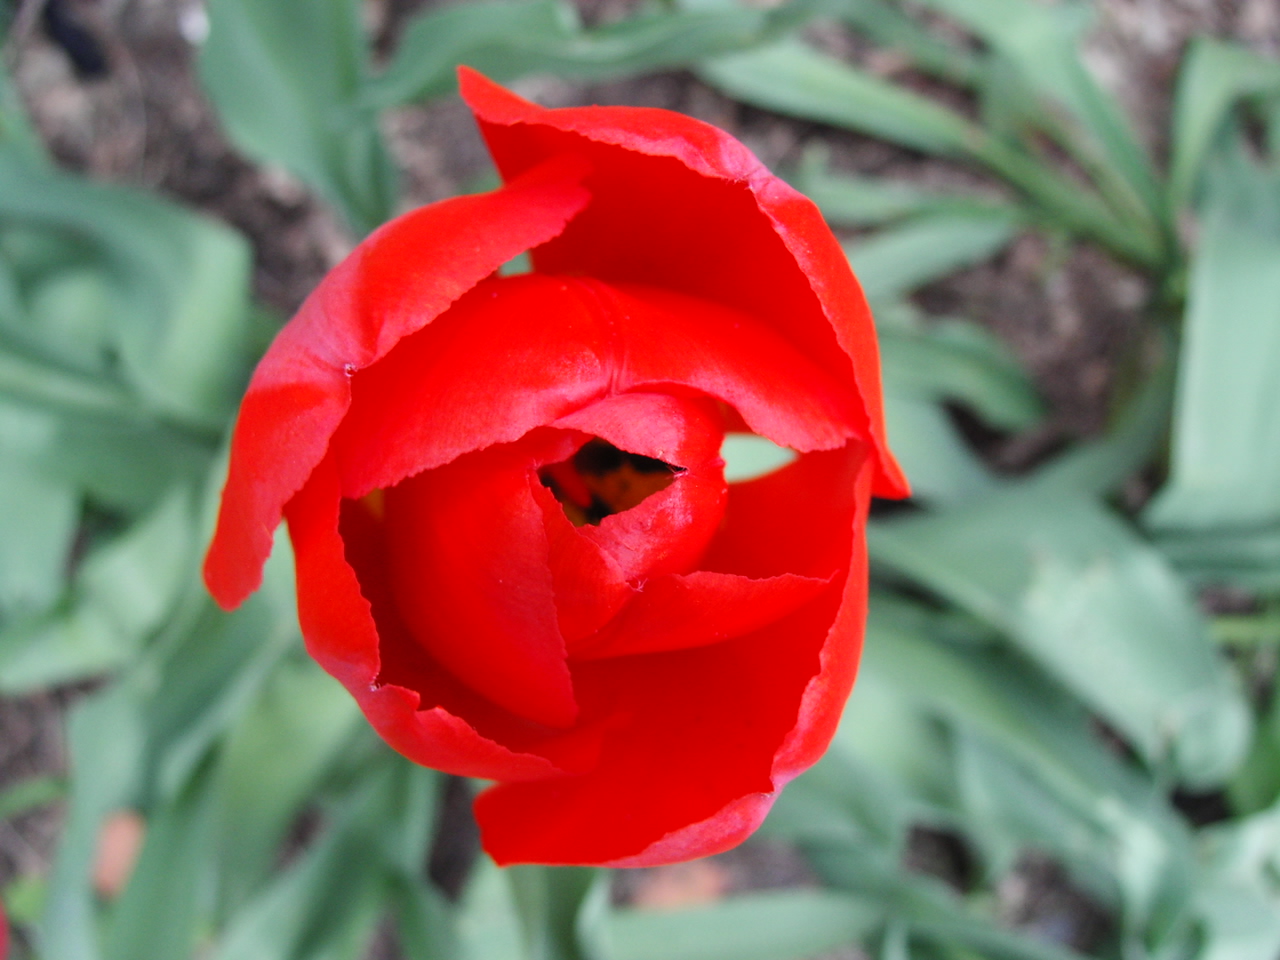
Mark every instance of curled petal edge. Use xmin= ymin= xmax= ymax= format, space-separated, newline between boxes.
xmin=205 ymin=156 xmax=592 ymax=609
xmin=457 ymin=66 xmax=908 ymax=500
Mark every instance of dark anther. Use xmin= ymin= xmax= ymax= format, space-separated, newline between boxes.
xmin=539 ymin=438 xmax=684 ymax=526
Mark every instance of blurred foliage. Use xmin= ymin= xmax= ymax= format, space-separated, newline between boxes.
xmin=2 ymin=1 xmax=1280 ymax=959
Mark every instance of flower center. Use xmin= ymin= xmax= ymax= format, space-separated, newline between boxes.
xmin=538 ymin=437 xmax=684 ymax=526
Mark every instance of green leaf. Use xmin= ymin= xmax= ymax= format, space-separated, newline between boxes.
xmin=877 ymin=318 xmax=1041 ymax=505
xmin=795 ymin=151 xmax=1017 ymax=227
xmin=200 ymin=0 xmax=396 ymax=234
xmin=38 ymin=685 xmax=148 ymax=960
xmin=458 ymin=857 xmax=524 ymax=960
xmin=837 ymin=0 xmax=980 ymax=86
xmin=1168 ymin=38 xmax=1280 ymax=214
xmin=702 ymin=39 xmax=982 ymax=158
xmin=1156 ymin=526 xmax=1280 ymax=593
xmin=0 ymin=488 xmax=196 ymax=692
xmin=919 ymin=0 xmax=1162 ymax=232
xmin=833 ymin=631 xmax=956 ymax=812
xmin=102 ymin=766 xmax=216 ymax=960
xmin=209 ymin=760 xmax=414 ymax=960
xmin=1032 ymin=353 xmax=1173 ymax=498
xmin=700 ymin=40 xmax=1157 ymax=265
xmin=0 ymin=336 xmax=159 ymax=428
xmin=146 ymin=535 xmax=302 ymax=799
xmin=880 ymin=320 xmax=1043 ymax=431
xmin=368 ymin=0 xmax=576 ymax=105
xmin=0 ymin=774 xmax=65 ymax=821
xmin=0 ymin=61 xmax=45 ymax=164
xmin=720 ymin=434 xmax=797 ymax=482
xmin=598 ymin=891 xmax=881 ymax=960
xmin=390 ymin=874 xmax=458 ymax=960
xmin=0 ymin=155 xmax=255 ymax=431
xmin=881 ymin=393 xmax=995 ymax=504
xmin=370 ymin=0 xmax=784 ymax=108
xmin=1146 ymin=149 xmax=1280 ymax=534
xmin=765 ymin=743 xmax=921 ymax=856
xmin=846 ymin=211 xmax=1021 ymax=305
xmin=1230 ymin=684 xmax=1280 ymax=815
xmin=210 ymin=654 xmax=361 ymax=912
xmin=871 ymin=485 xmax=1252 ymax=788
xmin=1194 ymin=805 xmax=1280 ymax=960
xmin=0 ymin=454 xmax=77 ymax=619
xmin=0 ymin=392 xmax=211 ymax=520
xmin=507 ymin=865 xmax=598 ymax=960
xmin=855 ymin=595 xmax=1196 ymax=930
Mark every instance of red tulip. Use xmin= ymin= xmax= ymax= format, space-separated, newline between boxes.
xmin=204 ymin=69 xmax=907 ymax=866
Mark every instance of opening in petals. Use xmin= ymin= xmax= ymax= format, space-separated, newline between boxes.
xmin=720 ymin=433 xmax=798 ymax=483
xmin=539 ymin=438 xmax=684 ymax=526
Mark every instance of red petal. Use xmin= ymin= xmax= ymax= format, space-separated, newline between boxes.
xmin=552 ymin=391 xmax=723 ymax=468
xmin=332 ymin=275 xmax=853 ymax=502
xmin=773 ymin=449 xmax=875 ymax=782
xmin=533 ymin=480 xmax=634 ymax=643
xmin=458 ymin=67 xmax=907 ymax=499
xmin=579 ymin=468 xmax=726 ymax=582
xmin=701 ymin=445 xmax=869 ymax=581
xmin=561 ymin=285 xmax=857 ymax=454
xmin=555 ymin=389 xmax=729 ymax=581
xmin=474 ymin=581 xmax=842 ymax=865
xmin=204 ymin=157 xmax=591 ymax=609
xmin=283 ymin=453 xmax=572 ymax=780
xmin=570 ymin=570 xmax=831 ymax=660
xmin=331 ymin=275 xmax=610 ymax=500
xmin=383 ymin=434 xmax=578 ymax=729
xmin=474 ymin=442 xmax=873 ymax=865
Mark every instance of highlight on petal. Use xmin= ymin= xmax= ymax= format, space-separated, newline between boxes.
xmin=204 ymin=157 xmax=592 ymax=609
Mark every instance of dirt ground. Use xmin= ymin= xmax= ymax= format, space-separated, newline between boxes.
xmin=2 ymin=0 xmax=1278 ymax=956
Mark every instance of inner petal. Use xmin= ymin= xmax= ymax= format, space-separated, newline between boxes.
xmin=382 ymin=432 xmax=580 ymax=729
xmin=553 ymin=392 xmax=729 ymax=582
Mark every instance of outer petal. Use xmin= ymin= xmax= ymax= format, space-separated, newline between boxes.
xmin=474 ymin=442 xmax=872 ymax=865
xmin=475 ymin=584 xmax=842 ymax=865
xmin=458 ymin=67 xmax=908 ymax=500
xmin=284 ymin=453 xmax=577 ymax=781
xmin=204 ymin=157 xmax=591 ymax=608
xmin=332 ymin=275 xmax=855 ymax=502
xmin=331 ymin=275 xmax=611 ymax=500
xmin=572 ymin=283 xmax=858 ymax=453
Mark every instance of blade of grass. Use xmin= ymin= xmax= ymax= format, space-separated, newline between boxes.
xmin=1168 ymin=38 xmax=1280 ymax=214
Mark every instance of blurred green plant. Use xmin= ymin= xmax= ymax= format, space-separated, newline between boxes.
xmin=2 ymin=1 xmax=1280 ymax=959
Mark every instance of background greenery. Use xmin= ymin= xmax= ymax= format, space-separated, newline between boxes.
xmin=1 ymin=0 xmax=1279 ymax=958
